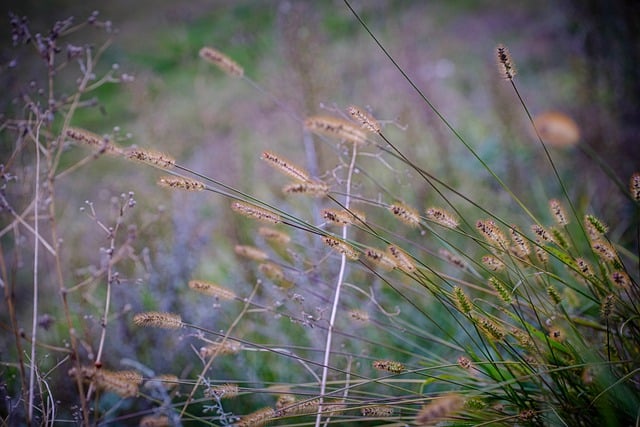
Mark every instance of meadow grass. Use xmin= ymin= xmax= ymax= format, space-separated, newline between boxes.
xmin=1 ymin=2 xmax=639 ymax=426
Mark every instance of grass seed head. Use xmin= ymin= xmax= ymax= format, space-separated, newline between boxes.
xmin=133 ymin=312 xmax=183 ymax=329
xmin=199 ymin=46 xmax=244 ymax=77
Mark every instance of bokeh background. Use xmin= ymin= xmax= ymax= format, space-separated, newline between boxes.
xmin=1 ymin=0 xmax=639 ymax=422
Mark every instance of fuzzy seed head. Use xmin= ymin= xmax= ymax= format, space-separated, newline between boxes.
xmin=199 ymin=46 xmax=244 ymax=77
xmin=364 ymin=247 xmax=396 ymax=270
xmin=361 ymin=405 xmax=394 ymax=417
xmin=66 ymin=127 xmax=122 ymax=155
xmin=349 ymin=310 xmax=370 ymax=322
xmin=188 ymin=280 xmax=237 ymax=300
xmin=477 ymin=219 xmax=508 ymax=248
xmin=387 ymin=245 xmax=416 ymax=273
xmin=535 ymin=245 xmax=549 ymax=264
xmin=234 ymin=245 xmax=269 ymax=261
xmin=489 ymin=277 xmax=512 ymax=304
xmin=133 ymin=312 xmax=183 ymax=329
xmin=453 ymin=286 xmax=472 ymax=315
xmin=389 ymin=202 xmax=421 ymax=227
xmin=323 ymin=236 xmax=359 ymax=260
xmin=584 ymin=214 xmax=608 ymax=240
xmin=258 ymin=262 xmax=285 ymax=282
xmin=282 ymin=181 xmax=329 ymax=197
xmin=304 ymin=115 xmax=368 ymax=145
xmin=347 ymin=105 xmax=381 ymax=133
xmin=322 ymin=208 xmax=366 ymax=226
xmin=415 ymin=394 xmax=464 ymax=426
xmin=482 ymin=255 xmax=505 ymax=272
xmin=496 ymin=44 xmax=516 ymax=80
xmin=531 ymin=224 xmax=555 ymax=244
xmin=235 ymin=407 xmax=275 ymax=427
xmin=601 ymin=294 xmax=615 ymax=319
xmin=549 ymin=199 xmax=569 ymax=226
xmin=261 ymin=151 xmax=310 ymax=182
xmin=546 ymin=284 xmax=562 ymax=305
xmin=439 ymin=249 xmax=467 ymax=270
xmin=231 ymin=201 xmax=281 ymax=224
xmin=200 ymin=341 xmax=242 ymax=357
xmin=592 ymin=240 xmax=618 ymax=262
xmin=258 ymin=227 xmax=291 ymax=244
xmin=139 ymin=415 xmax=170 ymax=427
xmin=509 ymin=226 xmax=531 ymax=257
xmin=372 ymin=359 xmax=406 ymax=374
xmin=476 ymin=315 xmax=505 ymax=341
xmin=426 ymin=207 xmax=459 ymax=229
xmin=206 ymin=383 xmax=239 ymax=400
xmin=611 ymin=271 xmax=631 ymax=288
xmin=158 ymin=176 xmax=205 ymax=191
xmin=126 ymin=148 xmax=175 ymax=169
xmin=575 ymin=258 xmax=593 ymax=276
xmin=457 ymin=356 xmax=472 ymax=370
xmin=631 ymin=172 xmax=640 ymax=201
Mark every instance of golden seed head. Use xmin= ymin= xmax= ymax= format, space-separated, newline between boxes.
xmin=188 ymin=280 xmax=237 ymax=300
xmin=200 ymin=341 xmax=242 ymax=357
xmin=549 ymin=199 xmax=569 ymax=226
xmin=282 ymin=181 xmax=329 ymax=197
xmin=476 ymin=219 xmax=508 ymax=248
xmin=372 ymin=359 xmax=406 ymax=374
xmin=496 ymin=44 xmax=516 ymax=80
xmin=575 ymin=258 xmax=593 ymax=276
xmin=304 ymin=115 xmax=368 ymax=145
xmin=347 ymin=104 xmax=381 ymax=133
xmin=592 ymin=240 xmax=618 ymax=262
xmin=509 ymin=226 xmax=531 ymax=257
xmin=235 ymin=407 xmax=276 ymax=427
xmin=349 ymin=309 xmax=370 ymax=322
xmin=457 ymin=356 xmax=472 ymax=369
xmin=387 ymin=245 xmax=416 ymax=273
xmin=261 ymin=151 xmax=310 ymax=182
xmin=133 ymin=312 xmax=183 ymax=329
xmin=234 ymin=245 xmax=269 ymax=261
xmin=125 ymin=148 xmax=175 ymax=169
xmin=66 ymin=127 xmax=123 ymax=155
xmin=481 ymin=255 xmax=505 ymax=272
xmin=199 ymin=46 xmax=244 ymax=77
xmin=206 ymin=383 xmax=239 ymax=400
xmin=389 ymin=202 xmax=421 ymax=227
xmin=92 ymin=369 xmax=139 ymax=398
xmin=630 ymin=172 xmax=640 ymax=201
xmin=535 ymin=245 xmax=549 ymax=264
xmin=361 ymin=405 xmax=394 ymax=417
xmin=258 ymin=227 xmax=291 ymax=244
xmin=415 ymin=394 xmax=464 ymax=426
xmin=611 ymin=271 xmax=631 ymax=288
xmin=158 ymin=176 xmax=205 ymax=191
xmin=258 ymin=262 xmax=285 ymax=282
xmin=531 ymin=224 xmax=555 ymax=244
xmin=323 ymin=236 xmax=359 ymax=260
xmin=231 ymin=201 xmax=281 ymax=224
xmin=139 ymin=415 xmax=170 ymax=427
xmin=322 ymin=208 xmax=366 ymax=226
xmin=364 ymin=247 xmax=397 ymax=270
xmin=275 ymin=393 xmax=297 ymax=410
xmin=426 ymin=207 xmax=459 ymax=229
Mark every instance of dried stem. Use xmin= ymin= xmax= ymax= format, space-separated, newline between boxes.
xmin=315 ymin=142 xmax=358 ymax=426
